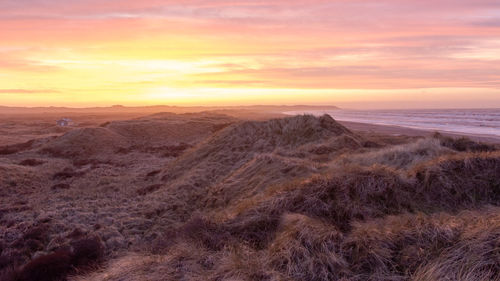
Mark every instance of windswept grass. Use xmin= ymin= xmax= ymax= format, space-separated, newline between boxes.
xmin=2 ymin=113 xmax=499 ymax=281
xmin=338 ymin=137 xmax=454 ymax=169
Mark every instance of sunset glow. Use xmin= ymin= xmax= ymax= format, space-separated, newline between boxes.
xmin=1 ymin=0 xmax=499 ymax=108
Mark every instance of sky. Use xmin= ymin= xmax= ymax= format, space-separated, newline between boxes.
xmin=0 ymin=0 xmax=499 ymax=109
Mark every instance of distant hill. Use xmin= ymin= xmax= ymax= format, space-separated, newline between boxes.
xmin=0 ymin=104 xmax=339 ymax=115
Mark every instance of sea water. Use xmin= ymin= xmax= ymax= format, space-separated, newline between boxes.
xmin=285 ymin=108 xmax=500 ymax=137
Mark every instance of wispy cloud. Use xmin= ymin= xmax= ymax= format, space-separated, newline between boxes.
xmin=0 ymin=0 xmax=499 ymax=106
xmin=0 ymin=59 xmax=61 ymax=72
xmin=0 ymin=89 xmax=60 ymax=94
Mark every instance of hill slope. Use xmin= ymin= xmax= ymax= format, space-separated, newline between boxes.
xmin=151 ymin=114 xmax=360 ymax=219
xmin=1 ymin=113 xmax=500 ymax=281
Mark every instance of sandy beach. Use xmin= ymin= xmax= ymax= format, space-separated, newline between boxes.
xmin=338 ymin=120 xmax=500 ymax=144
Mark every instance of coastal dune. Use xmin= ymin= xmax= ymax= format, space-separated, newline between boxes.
xmin=0 ymin=112 xmax=499 ymax=281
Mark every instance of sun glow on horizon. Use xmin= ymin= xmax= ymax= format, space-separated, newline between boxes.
xmin=1 ymin=0 xmax=499 ymax=108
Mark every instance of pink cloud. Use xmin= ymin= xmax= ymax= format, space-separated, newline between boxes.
xmin=0 ymin=89 xmax=60 ymax=94
xmin=0 ymin=0 xmax=498 ymax=95
xmin=0 ymin=59 xmax=60 ymax=72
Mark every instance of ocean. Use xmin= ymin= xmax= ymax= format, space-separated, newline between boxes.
xmin=285 ymin=108 xmax=500 ymax=137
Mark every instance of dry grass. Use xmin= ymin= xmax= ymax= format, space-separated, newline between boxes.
xmin=434 ymin=132 xmax=497 ymax=152
xmin=268 ymin=213 xmax=348 ymax=280
xmin=413 ymin=223 xmax=500 ymax=281
xmin=40 ymin=127 xmax=130 ymax=159
xmin=1 ymin=113 xmax=500 ymax=281
xmin=338 ymin=137 xmax=454 ymax=169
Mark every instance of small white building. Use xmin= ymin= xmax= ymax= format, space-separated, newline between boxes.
xmin=56 ymin=118 xmax=74 ymax=127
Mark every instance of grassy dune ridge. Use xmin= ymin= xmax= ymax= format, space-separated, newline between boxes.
xmin=0 ymin=113 xmax=499 ymax=281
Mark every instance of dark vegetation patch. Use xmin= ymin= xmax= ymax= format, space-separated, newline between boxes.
xmin=156 ymin=215 xmax=280 ymax=253
xmin=0 ymin=237 xmax=104 ymax=281
xmin=150 ymin=229 xmax=178 ymax=254
xmin=117 ymin=143 xmax=192 ymax=157
xmin=66 ymin=228 xmax=86 ymax=240
xmin=413 ymin=153 xmax=500 ymax=210
xmin=137 ymin=184 xmax=162 ymax=196
xmin=0 ymin=254 xmax=11 ymax=270
xmin=163 ymin=214 xmax=282 ymax=252
xmin=41 ymin=146 xmax=125 ymax=160
xmin=145 ymin=170 xmax=161 ymax=178
xmin=161 ymin=143 xmax=193 ymax=158
xmin=38 ymin=147 xmax=65 ymax=158
xmin=50 ymin=183 xmax=70 ymax=190
xmin=16 ymin=249 xmax=72 ymax=281
xmin=361 ymin=140 xmax=383 ymax=148
xmin=19 ymin=225 xmax=50 ymax=246
xmin=99 ymin=121 xmax=111 ymax=127
xmin=18 ymin=159 xmax=45 ymax=167
xmin=180 ymin=217 xmax=231 ymax=251
xmin=51 ymin=168 xmax=85 ymax=180
xmin=0 ymin=224 xmax=52 ymax=276
xmin=225 ymin=213 xmax=281 ymax=250
xmin=0 ymin=140 xmax=35 ymax=155
xmin=70 ymin=237 xmax=104 ymax=270
xmin=433 ymin=132 xmax=496 ymax=152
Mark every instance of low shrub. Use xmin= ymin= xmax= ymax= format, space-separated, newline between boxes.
xmin=433 ymin=133 xmax=496 ymax=152
xmin=70 ymin=237 xmax=104 ymax=270
xmin=17 ymin=248 xmax=72 ymax=281
xmin=1 ymin=237 xmax=104 ymax=281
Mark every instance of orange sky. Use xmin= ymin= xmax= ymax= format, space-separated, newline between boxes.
xmin=1 ymin=0 xmax=499 ymax=108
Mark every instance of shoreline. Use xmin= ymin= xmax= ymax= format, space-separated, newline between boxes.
xmin=338 ymin=120 xmax=500 ymax=144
